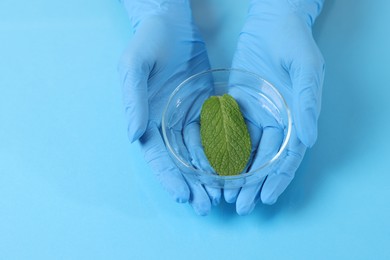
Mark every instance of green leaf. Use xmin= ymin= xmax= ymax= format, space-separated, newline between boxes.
xmin=200 ymin=94 xmax=251 ymax=176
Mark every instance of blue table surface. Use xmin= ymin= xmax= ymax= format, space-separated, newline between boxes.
xmin=1 ymin=0 xmax=390 ymax=259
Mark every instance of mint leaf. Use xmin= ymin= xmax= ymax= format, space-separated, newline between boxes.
xmin=200 ymin=94 xmax=251 ymax=176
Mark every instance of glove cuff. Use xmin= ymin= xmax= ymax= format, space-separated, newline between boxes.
xmin=249 ymin=0 xmax=324 ymax=27
xmin=122 ymin=0 xmax=191 ymax=30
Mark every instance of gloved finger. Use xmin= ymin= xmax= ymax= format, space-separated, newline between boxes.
xmin=183 ymin=122 xmax=221 ymax=205
xmin=224 ymin=188 xmax=241 ymax=204
xmin=235 ymin=179 xmax=265 ymax=216
xmin=118 ymin=41 xmax=151 ymax=143
xmin=249 ymin=126 xmax=284 ymax=172
xmin=260 ymin=132 xmax=306 ymax=204
xmin=140 ymin=121 xmax=190 ymax=203
xmin=205 ymin=186 xmax=221 ymax=206
xmin=245 ymin=120 xmax=262 ymax=172
xmin=235 ymin=125 xmax=283 ymax=215
xmin=183 ymin=122 xmax=214 ymax=172
xmin=222 ymin=171 xmax=247 ymax=203
xmin=184 ymin=177 xmax=211 ymax=216
xmin=290 ymin=53 xmax=325 ymax=147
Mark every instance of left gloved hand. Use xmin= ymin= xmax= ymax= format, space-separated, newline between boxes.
xmin=227 ymin=0 xmax=325 ymax=215
xmin=118 ymin=0 xmax=221 ymax=215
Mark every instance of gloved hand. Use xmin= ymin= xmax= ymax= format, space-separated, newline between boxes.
xmin=118 ymin=0 xmax=221 ymax=215
xmin=227 ymin=0 xmax=325 ymax=215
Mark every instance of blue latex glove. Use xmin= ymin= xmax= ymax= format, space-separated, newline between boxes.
xmin=227 ymin=0 xmax=325 ymax=215
xmin=118 ymin=0 xmax=221 ymax=215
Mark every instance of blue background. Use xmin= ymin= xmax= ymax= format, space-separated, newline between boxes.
xmin=1 ymin=0 xmax=390 ymax=259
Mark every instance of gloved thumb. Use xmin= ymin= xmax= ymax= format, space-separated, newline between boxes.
xmin=118 ymin=50 xmax=149 ymax=143
xmin=290 ymin=57 xmax=325 ymax=147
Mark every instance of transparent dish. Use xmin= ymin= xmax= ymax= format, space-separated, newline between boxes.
xmin=162 ymin=68 xmax=291 ymax=189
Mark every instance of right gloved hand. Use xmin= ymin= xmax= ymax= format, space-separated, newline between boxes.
xmin=118 ymin=0 xmax=221 ymax=215
xmin=226 ymin=0 xmax=325 ymax=215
